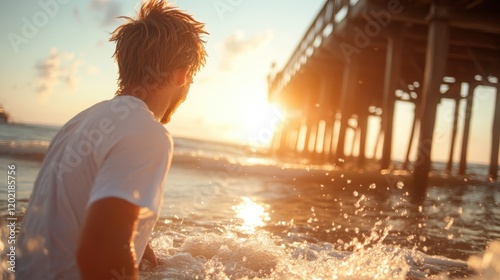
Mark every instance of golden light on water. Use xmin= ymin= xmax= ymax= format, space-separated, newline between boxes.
xmin=232 ymin=197 xmax=270 ymax=233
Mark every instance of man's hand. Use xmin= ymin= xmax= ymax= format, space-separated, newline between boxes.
xmin=141 ymin=243 xmax=159 ymax=266
xmin=76 ymin=198 xmax=139 ymax=280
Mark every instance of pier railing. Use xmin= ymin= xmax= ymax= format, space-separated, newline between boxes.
xmin=271 ymin=0 xmax=361 ymax=98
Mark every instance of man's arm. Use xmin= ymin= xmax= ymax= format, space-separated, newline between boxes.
xmin=142 ymin=243 xmax=159 ymax=266
xmin=76 ymin=198 xmax=139 ymax=280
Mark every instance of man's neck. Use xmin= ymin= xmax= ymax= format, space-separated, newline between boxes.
xmin=119 ymin=86 xmax=172 ymax=122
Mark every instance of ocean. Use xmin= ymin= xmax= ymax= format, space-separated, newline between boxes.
xmin=1 ymin=122 xmax=499 ymax=280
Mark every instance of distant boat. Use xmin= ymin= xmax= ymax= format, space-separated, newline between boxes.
xmin=0 ymin=106 xmax=10 ymax=123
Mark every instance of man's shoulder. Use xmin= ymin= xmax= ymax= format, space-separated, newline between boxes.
xmin=57 ymin=96 xmax=171 ymax=149
xmin=88 ymin=96 xmax=168 ymax=136
xmin=105 ymin=97 xmax=172 ymax=149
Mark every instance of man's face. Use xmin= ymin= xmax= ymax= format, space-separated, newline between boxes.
xmin=160 ymin=83 xmax=190 ymax=124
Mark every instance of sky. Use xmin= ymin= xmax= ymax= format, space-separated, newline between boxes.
xmin=0 ymin=0 xmax=498 ymax=164
xmin=0 ymin=0 xmax=324 ymax=141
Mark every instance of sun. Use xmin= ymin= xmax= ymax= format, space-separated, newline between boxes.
xmin=241 ymin=98 xmax=285 ymax=147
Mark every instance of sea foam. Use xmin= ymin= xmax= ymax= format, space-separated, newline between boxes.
xmin=138 ymin=230 xmax=491 ymax=280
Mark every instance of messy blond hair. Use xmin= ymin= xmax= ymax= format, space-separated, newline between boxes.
xmin=110 ymin=0 xmax=207 ymax=94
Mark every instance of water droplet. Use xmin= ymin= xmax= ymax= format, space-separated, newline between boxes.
xmin=353 ymin=191 xmax=358 ymax=197
xmin=444 ymin=217 xmax=454 ymax=230
xmin=369 ymin=183 xmax=376 ymax=189
xmin=396 ymin=181 xmax=404 ymax=189
xmin=133 ymin=191 xmax=140 ymax=199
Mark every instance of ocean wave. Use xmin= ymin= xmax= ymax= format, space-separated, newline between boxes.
xmin=171 ymin=150 xmax=342 ymax=182
xmin=0 ymin=140 xmax=324 ymax=180
xmin=0 ymin=140 xmax=49 ymax=161
xmin=1 ymin=139 xmax=492 ymax=188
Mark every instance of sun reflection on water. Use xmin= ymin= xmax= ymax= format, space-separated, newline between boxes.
xmin=232 ymin=197 xmax=270 ymax=233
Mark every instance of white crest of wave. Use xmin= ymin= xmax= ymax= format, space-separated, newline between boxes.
xmin=138 ymin=232 xmax=497 ymax=280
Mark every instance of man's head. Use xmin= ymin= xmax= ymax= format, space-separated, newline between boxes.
xmin=110 ymin=0 xmax=207 ymax=123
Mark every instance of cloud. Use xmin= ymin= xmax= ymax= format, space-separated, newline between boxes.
xmin=35 ymin=48 xmax=61 ymax=98
xmin=65 ymin=58 xmax=85 ymax=89
xmin=220 ymin=30 xmax=274 ymax=71
xmin=89 ymin=0 xmax=123 ymax=26
xmin=86 ymin=65 xmax=100 ymax=75
xmin=95 ymin=40 xmax=105 ymax=48
xmin=35 ymin=48 xmax=90 ymax=98
xmin=73 ymin=7 xmax=82 ymax=23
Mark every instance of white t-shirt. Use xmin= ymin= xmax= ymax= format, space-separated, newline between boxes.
xmin=16 ymin=95 xmax=173 ymax=280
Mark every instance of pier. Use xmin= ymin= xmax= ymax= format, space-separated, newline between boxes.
xmin=267 ymin=0 xmax=500 ymax=201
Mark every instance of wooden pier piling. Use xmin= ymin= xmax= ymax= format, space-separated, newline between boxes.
xmin=381 ymin=35 xmax=403 ymax=170
xmin=458 ymin=83 xmax=476 ymax=175
xmin=403 ymin=104 xmax=418 ymax=170
xmin=446 ymin=98 xmax=460 ymax=172
xmin=336 ymin=58 xmax=359 ymax=163
xmin=413 ymin=2 xmax=450 ymax=200
xmin=490 ymin=85 xmax=500 ymax=179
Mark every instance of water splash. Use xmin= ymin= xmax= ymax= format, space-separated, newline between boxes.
xmin=468 ymin=241 xmax=500 ymax=280
xmin=137 ymin=226 xmax=484 ymax=280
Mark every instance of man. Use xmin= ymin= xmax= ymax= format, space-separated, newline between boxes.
xmin=16 ymin=1 xmax=207 ymax=279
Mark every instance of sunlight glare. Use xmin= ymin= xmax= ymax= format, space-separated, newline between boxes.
xmin=243 ymin=99 xmax=285 ymax=146
xmin=232 ymin=197 xmax=270 ymax=234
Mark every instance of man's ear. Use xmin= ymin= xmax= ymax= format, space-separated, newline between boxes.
xmin=172 ymin=66 xmax=190 ymax=87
